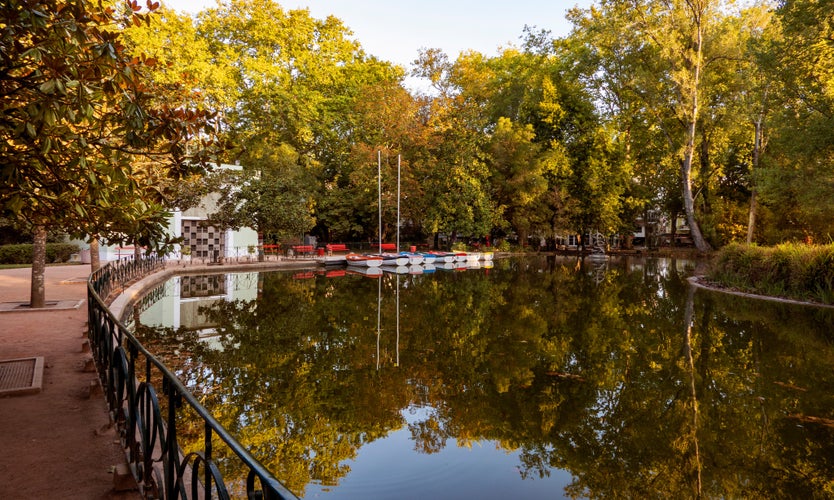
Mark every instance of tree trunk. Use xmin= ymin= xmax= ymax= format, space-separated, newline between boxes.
xmin=698 ymin=137 xmax=712 ymax=214
xmin=681 ymin=284 xmax=703 ymax=496
xmin=747 ymin=118 xmax=763 ymax=244
xmin=89 ymin=236 xmax=101 ymax=272
xmin=134 ymin=242 xmax=141 ymax=262
xmin=671 ymin=211 xmax=679 ymax=247
xmin=682 ymin=157 xmax=711 ymax=252
xmin=681 ymin=4 xmax=712 ymax=254
xmin=30 ymin=225 xmax=47 ymax=309
xmin=518 ymin=227 xmax=528 ymax=249
xmin=746 ymin=190 xmax=757 ymax=244
xmin=258 ymin=232 xmax=264 ymax=262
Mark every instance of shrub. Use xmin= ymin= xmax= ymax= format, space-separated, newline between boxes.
xmin=708 ymin=242 xmax=834 ymax=304
xmin=494 ymin=239 xmax=511 ymax=252
xmin=46 ymin=243 xmax=80 ymax=263
xmin=0 ymin=243 xmax=80 ymax=264
xmin=0 ymin=244 xmax=31 ymax=264
xmin=451 ymin=241 xmax=468 ymax=252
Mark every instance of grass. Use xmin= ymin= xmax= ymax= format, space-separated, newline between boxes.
xmin=708 ymin=242 xmax=834 ymax=304
xmin=0 ymin=264 xmax=30 ymax=269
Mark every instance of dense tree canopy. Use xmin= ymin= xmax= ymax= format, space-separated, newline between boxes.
xmin=0 ymin=0 xmax=218 ymax=306
xmin=6 ymin=0 xmax=834 ymax=288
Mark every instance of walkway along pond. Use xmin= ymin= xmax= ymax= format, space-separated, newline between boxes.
xmin=123 ymin=256 xmax=834 ymax=498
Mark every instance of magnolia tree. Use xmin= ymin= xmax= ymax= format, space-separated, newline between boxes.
xmin=0 ymin=0 xmax=218 ymax=307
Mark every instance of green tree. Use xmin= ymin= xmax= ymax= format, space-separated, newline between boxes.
xmin=568 ymin=0 xmax=762 ymax=252
xmin=186 ymin=0 xmax=407 ymax=243
xmin=412 ymin=49 xmax=497 ymax=245
xmin=756 ymin=0 xmax=834 ymax=241
xmin=0 ymin=0 xmax=215 ymax=306
xmin=209 ymin=144 xmax=315 ymax=243
xmin=316 ymin=80 xmax=426 ymax=243
xmin=487 ymin=117 xmax=549 ymax=243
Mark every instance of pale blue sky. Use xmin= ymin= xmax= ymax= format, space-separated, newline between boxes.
xmin=162 ymin=0 xmax=591 ymax=68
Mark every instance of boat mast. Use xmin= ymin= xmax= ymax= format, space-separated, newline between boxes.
xmin=396 ymin=274 xmax=400 ymax=367
xmin=378 ymin=150 xmax=382 ymax=254
xmin=397 ymin=155 xmax=401 ymax=252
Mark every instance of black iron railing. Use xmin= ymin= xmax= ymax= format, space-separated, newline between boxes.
xmin=88 ymin=258 xmax=297 ymax=499
xmin=90 ymin=255 xmax=166 ymax=302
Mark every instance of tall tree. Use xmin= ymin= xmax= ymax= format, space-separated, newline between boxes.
xmin=412 ymin=49 xmax=498 ymax=244
xmin=209 ymin=144 xmax=316 ymax=243
xmin=736 ymin=4 xmax=777 ymax=243
xmin=568 ymin=0 xmax=758 ymax=252
xmin=486 ymin=117 xmax=549 ymax=244
xmin=756 ymin=0 xmax=834 ymax=241
xmin=192 ymin=0 xmax=404 ymax=242
xmin=0 ymin=0 xmax=216 ymax=306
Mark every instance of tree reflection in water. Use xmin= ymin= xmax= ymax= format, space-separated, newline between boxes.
xmin=132 ymin=256 xmax=834 ymax=498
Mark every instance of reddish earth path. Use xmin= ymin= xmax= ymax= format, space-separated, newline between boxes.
xmin=0 ymin=265 xmax=140 ymax=499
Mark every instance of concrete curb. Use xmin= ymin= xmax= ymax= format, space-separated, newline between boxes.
xmin=688 ymin=275 xmax=834 ymax=309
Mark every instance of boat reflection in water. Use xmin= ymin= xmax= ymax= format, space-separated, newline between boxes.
xmin=131 ymin=256 xmax=834 ymax=499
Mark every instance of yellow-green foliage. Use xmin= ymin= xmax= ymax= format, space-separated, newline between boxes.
xmin=709 ymin=243 xmax=834 ymax=303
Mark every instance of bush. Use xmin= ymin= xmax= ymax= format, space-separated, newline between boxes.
xmin=451 ymin=241 xmax=468 ymax=252
xmin=0 ymin=243 xmax=80 ymax=264
xmin=708 ymin=242 xmax=834 ymax=304
xmin=46 ymin=243 xmax=80 ymax=263
xmin=494 ymin=239 xmax=511 ymax=252
xmin=0 ymin=244 xmax=30 ymax=264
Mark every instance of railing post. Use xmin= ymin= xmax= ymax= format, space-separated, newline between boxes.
xmin=205 ymin=421 xmax=213 ymax=497
xmin=165 ymin=380 xmax=180 ymax=498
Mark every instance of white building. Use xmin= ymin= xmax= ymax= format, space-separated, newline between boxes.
xmin=130 ymin=272 xmax=261 ymax=350
xmin=172 ymin=163 xmax=259 ymax=261
xmin=74 ymin=163 xmax=259 ymax=262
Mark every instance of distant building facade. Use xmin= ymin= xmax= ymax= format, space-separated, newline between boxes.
xmin=72 ymin=163 xmax=258 ymax=262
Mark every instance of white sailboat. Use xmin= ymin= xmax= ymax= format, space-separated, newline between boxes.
xmin=368 ymin=152 xmax=411 ymax=266
xmin=346 ymin=253 xmax=384 ymax=267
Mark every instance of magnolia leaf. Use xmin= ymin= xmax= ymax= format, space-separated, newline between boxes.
xmin=39 ymin=79 xmax=56 ymax=94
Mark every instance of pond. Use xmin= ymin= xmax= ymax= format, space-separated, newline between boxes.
xmin=128 ymin=256 xmax=834 ymax=499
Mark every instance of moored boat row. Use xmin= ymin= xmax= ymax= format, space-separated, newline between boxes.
xmin=332 ymin=250 xmax=493 ymax=268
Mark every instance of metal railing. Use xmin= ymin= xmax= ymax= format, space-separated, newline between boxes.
xmin=87 ymin=258 xmax=297 ymax=499
xmin=90 ymin=255 xmax=166 ymax=302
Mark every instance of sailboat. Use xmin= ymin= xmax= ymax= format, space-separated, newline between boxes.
xmin=374 ymin=153 xmax=418 ymax=269
xmin=346 ymin=152 xmax=405 ymax=267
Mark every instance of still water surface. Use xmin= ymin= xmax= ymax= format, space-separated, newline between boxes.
xmin=131 ymin=256 xmax=834 ymax=498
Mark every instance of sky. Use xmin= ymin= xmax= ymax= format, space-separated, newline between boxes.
xmin=161 ymin=0 xmax=592 ymax=69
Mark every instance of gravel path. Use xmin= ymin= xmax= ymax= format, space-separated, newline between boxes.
xmin=0 ymin=265 xmax=140 ymax=499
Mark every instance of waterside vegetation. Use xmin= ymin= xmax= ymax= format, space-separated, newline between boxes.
xmin=708 ymin=242 xmax=834 ymax=305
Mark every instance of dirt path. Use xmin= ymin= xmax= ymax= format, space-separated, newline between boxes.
xmin=0 ymin=265 xmax=140 ymax=499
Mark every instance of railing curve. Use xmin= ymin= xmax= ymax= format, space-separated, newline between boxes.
xmin=87 ymin=257 xmax=297 ymax=499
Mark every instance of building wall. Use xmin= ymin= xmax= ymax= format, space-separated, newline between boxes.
xmin=69 ymin=163 xmax=258 ymax=261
